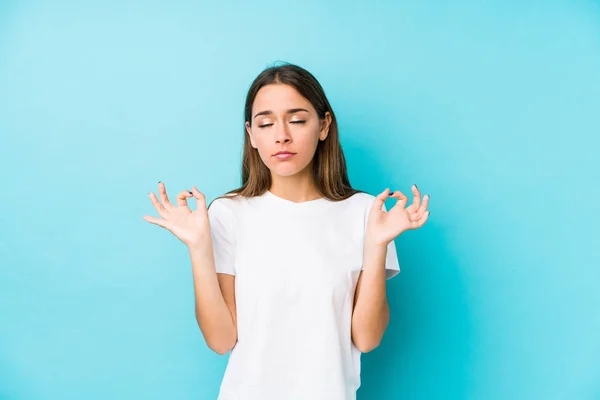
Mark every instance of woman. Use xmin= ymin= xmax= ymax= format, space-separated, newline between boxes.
xmin=144 ymin=62 xmax=430 ymax=400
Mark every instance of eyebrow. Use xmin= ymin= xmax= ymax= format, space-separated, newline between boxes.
xmin=253 ymin=108 xmax=309 ymax=120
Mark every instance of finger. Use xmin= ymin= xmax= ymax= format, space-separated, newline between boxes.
xmin=176 ymin=190 xmax=194 ymax=207
xmin=148 ymin=192 xmax=168 ymax=217
xmin=417 ymin=194 xmax=430 ymax=215
xmin=407 ymin=184 xmax=422 ymax=213
xmin=158 ymin=181 xmax=175 ymax=211
xmin=372 ymin=188 xmax=391 ymax=211
xmin=143 ymin=215 xmax=167 ymax=228
xmin=191 ymin=186 xmax=207 ymax=209
xmin=390 ymin=190 xmax=409 ymax=209
xmin=416 ymin=210 xmax=430 ymax=227
xmin=410 ymin=209 xmax=430 ymax=228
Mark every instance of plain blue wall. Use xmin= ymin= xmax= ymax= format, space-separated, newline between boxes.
xmin=1 ymin=1 xmax=599 ymax=399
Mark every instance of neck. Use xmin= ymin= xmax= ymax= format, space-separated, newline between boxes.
xmin=270 ymin=170 xmax=322 ymax=203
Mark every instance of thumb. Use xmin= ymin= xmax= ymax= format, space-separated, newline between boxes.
xmin=372 ymin=188 xmax=390 ymax=211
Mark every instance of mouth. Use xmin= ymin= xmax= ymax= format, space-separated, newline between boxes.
xmin=273 ymin=151 xmax=296 ymax=160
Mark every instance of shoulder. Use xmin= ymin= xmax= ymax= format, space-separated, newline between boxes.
xmin=207 ymin=193 xmax=241 ymax=215
xmin=351 ymin=191 xmax=376 ymax=202
xmin=343 ymin=191 xmax=377 ymax=209
xmin=330 ymin=191 xmax=378 ymax=223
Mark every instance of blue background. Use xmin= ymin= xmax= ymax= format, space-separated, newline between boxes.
xmin=1 ymin=1 xmax=599 ymax=399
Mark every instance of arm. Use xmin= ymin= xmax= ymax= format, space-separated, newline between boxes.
xmin=189 ymin=244 xmax=237 ymax=355
xmin=144 ymin=183 xmax=237 ymax=355
xmin=351 ymin=185 xmax=430 ymax=352
xmin=351 ymin=239 xmax=390 ymax=353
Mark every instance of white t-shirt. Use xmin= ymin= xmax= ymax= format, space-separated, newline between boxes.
xmin=207 ymin=189 xmax=400 ymax=400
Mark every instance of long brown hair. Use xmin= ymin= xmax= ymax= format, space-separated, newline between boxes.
xmin=216 ymin=62 xmax=363 ymax=203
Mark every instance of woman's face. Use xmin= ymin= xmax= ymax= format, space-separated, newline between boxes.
xmin=246 ymin=83 xmax=331 ymax=178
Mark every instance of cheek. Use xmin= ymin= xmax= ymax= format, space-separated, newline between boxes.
xmin=298 ymin=129 xmax=321 ymax=151
xmin=252 ymin=137 xmax=275 ymax=163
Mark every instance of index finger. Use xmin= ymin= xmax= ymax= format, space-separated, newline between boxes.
xmin=176 ymin=190 xmax=193 ymax=207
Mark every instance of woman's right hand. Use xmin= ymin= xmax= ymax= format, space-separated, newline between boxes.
xmin=143 ymin=182 xmax=210 ymax=248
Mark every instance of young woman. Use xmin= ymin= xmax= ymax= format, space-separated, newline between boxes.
xmin=144 ymin=63 xmax=430 ymax=400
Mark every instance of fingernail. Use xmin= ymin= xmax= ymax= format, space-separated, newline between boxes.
xmin=414 ymin=184 xmax=418 ymax=189
xmin=189 ymin=191 xmax=193 ymax=195
xmin=158 ymin=181 xmax=162 ymax=184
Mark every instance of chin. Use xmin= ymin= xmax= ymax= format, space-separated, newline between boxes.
xmin=267 ymin=160 xmax=311 ymax=177
xmin=270 ymin=166 xmax=302 ymax=177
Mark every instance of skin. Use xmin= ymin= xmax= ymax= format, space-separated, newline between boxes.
xmin=144 ymin=83 xmax=430 ymax=354
xmin=353 ymin=185 xmax=430 ymax=352
xmin=244 ymin=83 xmax=431 ymax=352
xmin=245 ymin=83 xmax=332 ymax=203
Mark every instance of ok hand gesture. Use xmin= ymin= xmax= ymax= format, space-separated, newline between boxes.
xmin=366 ymin=185 xmax=430 ymax=247
xmin=143 ymin=182 xmax=210 ymax=248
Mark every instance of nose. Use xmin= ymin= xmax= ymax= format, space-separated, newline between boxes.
xmin=275 ymin=122 xmax=292 ymax=144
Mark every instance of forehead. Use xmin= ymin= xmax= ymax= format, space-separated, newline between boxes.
xmin=253 ymin=83 xmax=314 ymax=113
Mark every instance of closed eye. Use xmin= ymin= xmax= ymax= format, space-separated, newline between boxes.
xmin=258 ymin=121 xmax=306 ymax=128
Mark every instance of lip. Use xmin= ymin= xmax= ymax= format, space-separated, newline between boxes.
xmin=274 ymin=152 xmax=295 ymax=160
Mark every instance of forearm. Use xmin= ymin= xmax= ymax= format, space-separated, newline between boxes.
xmin=188 ymin=244 xmax=236 ymax=354
xmin=351 ymin=239 xmax=390 ymax=352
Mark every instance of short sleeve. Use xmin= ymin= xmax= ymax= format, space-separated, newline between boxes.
xmin=363 ymin=198 xmax=401 ymax=280
xmin=207 ymin=198 xmax=236 ymax=276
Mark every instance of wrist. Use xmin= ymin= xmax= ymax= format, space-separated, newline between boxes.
xmin=364 ymin=235 xmax=389 ymax=250
xmin=187 ymin=242 xmax=211 ymax=256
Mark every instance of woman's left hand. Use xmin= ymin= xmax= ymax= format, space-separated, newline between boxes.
xmin=366 ymin=185 xmax=430 ymax=247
